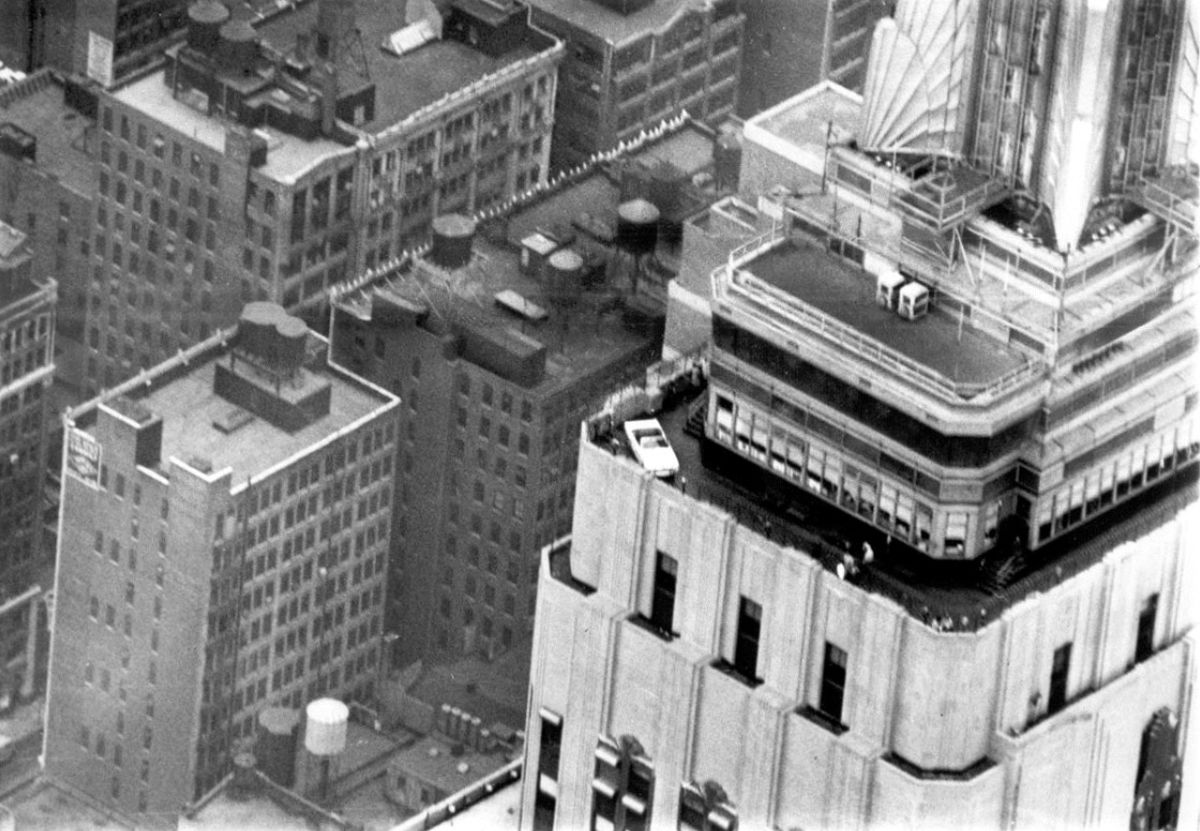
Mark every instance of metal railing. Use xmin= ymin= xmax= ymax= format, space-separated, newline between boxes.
xmin=1131 ymin=172 xmax=1198 ymax=233
xmin=728 ymin=269 xmax=1041 ymax=403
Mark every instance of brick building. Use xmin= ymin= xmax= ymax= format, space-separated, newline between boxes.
xmin=527 ymin=0 xmax=743 ymax=171
xmin=0 ymin=221 xmax=56 ymax=695
xmin=330 ymin=118 xmax=730 ymax=668
xmin=43 ymin=303 xmax=399 ymax=824
xmin=58 ymin=0 xmax=560 ymax=395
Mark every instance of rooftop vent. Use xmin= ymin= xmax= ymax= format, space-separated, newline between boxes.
xmin=897 ymin=282 xmax=929 ymax=321
xmin=494 ymin=289 xmax=548 ymax=321
xmin=382 ymin=17 xmax=439 ymax=57
xmin=875 ymin=269 xmax=905 ymax=310
xmin=212 ymin=406 xmax=255 ymax=434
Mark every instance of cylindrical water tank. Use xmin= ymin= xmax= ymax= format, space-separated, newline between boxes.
xmin=238 ymin=301 xmax=278 ymax=359
xmin=219 ymin=19 xmax=258 ymax=74
xmin=617 ymin=199 xmax=660 ymax=256
xmin=187 ymin=1 xmax=230 ymax=52
xmin=545 ymin=248 xmax=584 ymax=303
xmin=274 ymin=314 xmax=308 ymax=372
xmin=647 ymin=162 xmax=683 ymax=215
xmin=231 ymin=752 xmax=259 ymax=797
xmin=305 ymin=698 xmax=349 ymax=756
xmin=256 ymin=707 xmax=300 ymax=787
xmin=430 ymin=214 xmax=476 ymax=269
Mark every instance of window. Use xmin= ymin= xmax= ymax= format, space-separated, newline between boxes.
xmin=732 ymin=597 xmax=761 ymax=682
xmin=1048 ymin=642 xmax=1071 ymax=713
xmin=819 ymin=643 xmax=848 ymax=724
xmin=1136 ymin=594 xmax=1158 ymax=663
xmin=535 ymin=710 xmax=562 ymax=830
xmin=678 ymin=783 xmax=738 ymax=831
xmin=647 ymin=552 xmax=677 ymax=637
xmin=1131 ymin=708 xmax=1183 ymax=831
xmin=592 ymin=738 xmax=653 ymax=831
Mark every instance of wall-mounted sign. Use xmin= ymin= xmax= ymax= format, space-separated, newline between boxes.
xmin=66 ymin=428 xmax=102 ymax=488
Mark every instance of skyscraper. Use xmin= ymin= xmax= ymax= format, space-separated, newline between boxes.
xmin=43 ymin=304 xmax=399 ymax=824
xmin=520 ymin=0 xmax=1199 ymax=828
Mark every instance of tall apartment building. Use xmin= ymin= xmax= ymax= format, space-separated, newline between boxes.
xmin=527 ymin=0 xmax=743 ymax=171
xmin=520 ymin=0 xmax=1200 ymax=828
xmin=69 ymin=0 xmax=560 ymax=396
xmin=0 ymin=0 xmax=190 ymax=82
xmin=737 ymin=0 xmax=892 ymax=116
xmin=43 ymin=303 xmax=399 ymax=824
xmin=0 ymin=70 xmax=98 ymax=393
xmin=0 ymin=222 xmax=55 ymax=693
xmin=330 ymin=118 xmax=730 ymax=667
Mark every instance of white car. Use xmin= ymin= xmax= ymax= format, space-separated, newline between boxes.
xmin=624 ymin=418 xmax=679 ymax=478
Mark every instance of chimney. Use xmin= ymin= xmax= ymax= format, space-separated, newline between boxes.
xmin=296 ymin=31 xmax=310 ymax=64
xmin=316 ymin=0 xmax=356 ymax=61
xmin=319 ymin=62 xmax=338 ymax=136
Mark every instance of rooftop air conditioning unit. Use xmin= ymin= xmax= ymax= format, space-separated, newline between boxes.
xmin=876 ymin=269 xmax=905 ymax=310
xmin=897 ymin=282 xmax=929 ymax=320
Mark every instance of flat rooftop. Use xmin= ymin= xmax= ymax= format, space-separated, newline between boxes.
xmin=587 ymin=387 xmax=1200 ymax=632
xmin=3 ymin=779 xmax=131 ymax=830
xmin=530 ymin=0 xmax=721 ymax=45
xmin=367 ymin=231 xmax=660 ymax=396
xmin=749 ymin=81 xmax=862 ymax=154
xmin=113 ymin=71 xmax=348 ymax=184
xmin=392 ymin=736 xmax=513 ymax=798
xmin=255 ymin=0 xmax=550 ymax=134
xmin=0 ymin=72 xmax=95 ymax=195
xmin=503 ymin=122 xmax=719 ymax=245
xmin=75 ymin=332 xmax=392 ymax=485
xmin=743 ymin=240 xmax=1029 ymax=386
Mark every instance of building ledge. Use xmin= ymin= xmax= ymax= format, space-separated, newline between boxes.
xmin=882 ymin=751 xmax=996 ymax=781
xmin=710 ymin=658 xmax=762 ymax=689
xmin=796 ymin=704 xmax=848 ymax=736
xmin=626 ymin=613 xmax=677 ymax=642
xmin=546 ymin=540 xmax=595 ymax=596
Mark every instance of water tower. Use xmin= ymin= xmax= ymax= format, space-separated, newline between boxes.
xmin=296 ymin=698 xmax=349 ymax=802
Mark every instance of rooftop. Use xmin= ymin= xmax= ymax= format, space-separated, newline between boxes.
xmin=405 ymin=773 xmax=521 ymax=830
xmin=365 ymin=232 xmax=660 ymax=396
xmin=113 ymin=72 xmax=349 ymax=183
xmin=73 ymin=329 xmax=394 ymax=485
xmin=391 ymin=735 xmax=513 ymax=797
xmin=0 ymin=71 xmax=95 ymax=195
xmin=748 ymin=80 xmax=862 ymax=156
xmin=740 ymin=239 xmax=1030 ymax=387
xmin=530 ymin=0 xmax=719 ymax=46
xmin=2 ymin=779 xmax=131 ymax=831
xmin=255 ymin=0 xmax=551 ymax=134
xmin=587 ymin=384 xmax=1200 ymax=632
xmin=407 ymin=638 xmax=533 ymax=731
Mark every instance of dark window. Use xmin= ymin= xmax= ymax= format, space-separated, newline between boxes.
xmin=820 ymin=643 xmax=847 ymax=724
xmin=733 ymin=597 xmax=761 ymax=681
xmin=534 ymin=712 xmax=561 ymax=830
xmin=648 ymin=552 xmax=677 ymax=636
xmin=1136 ymin=594 xmax=1158 ymax=663
xmin=1048 ymin=643 xmax=1071 ymax=713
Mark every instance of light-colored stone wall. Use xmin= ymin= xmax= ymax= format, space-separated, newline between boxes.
xmin=521 ymin=434 xmax=1199 ymax=829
